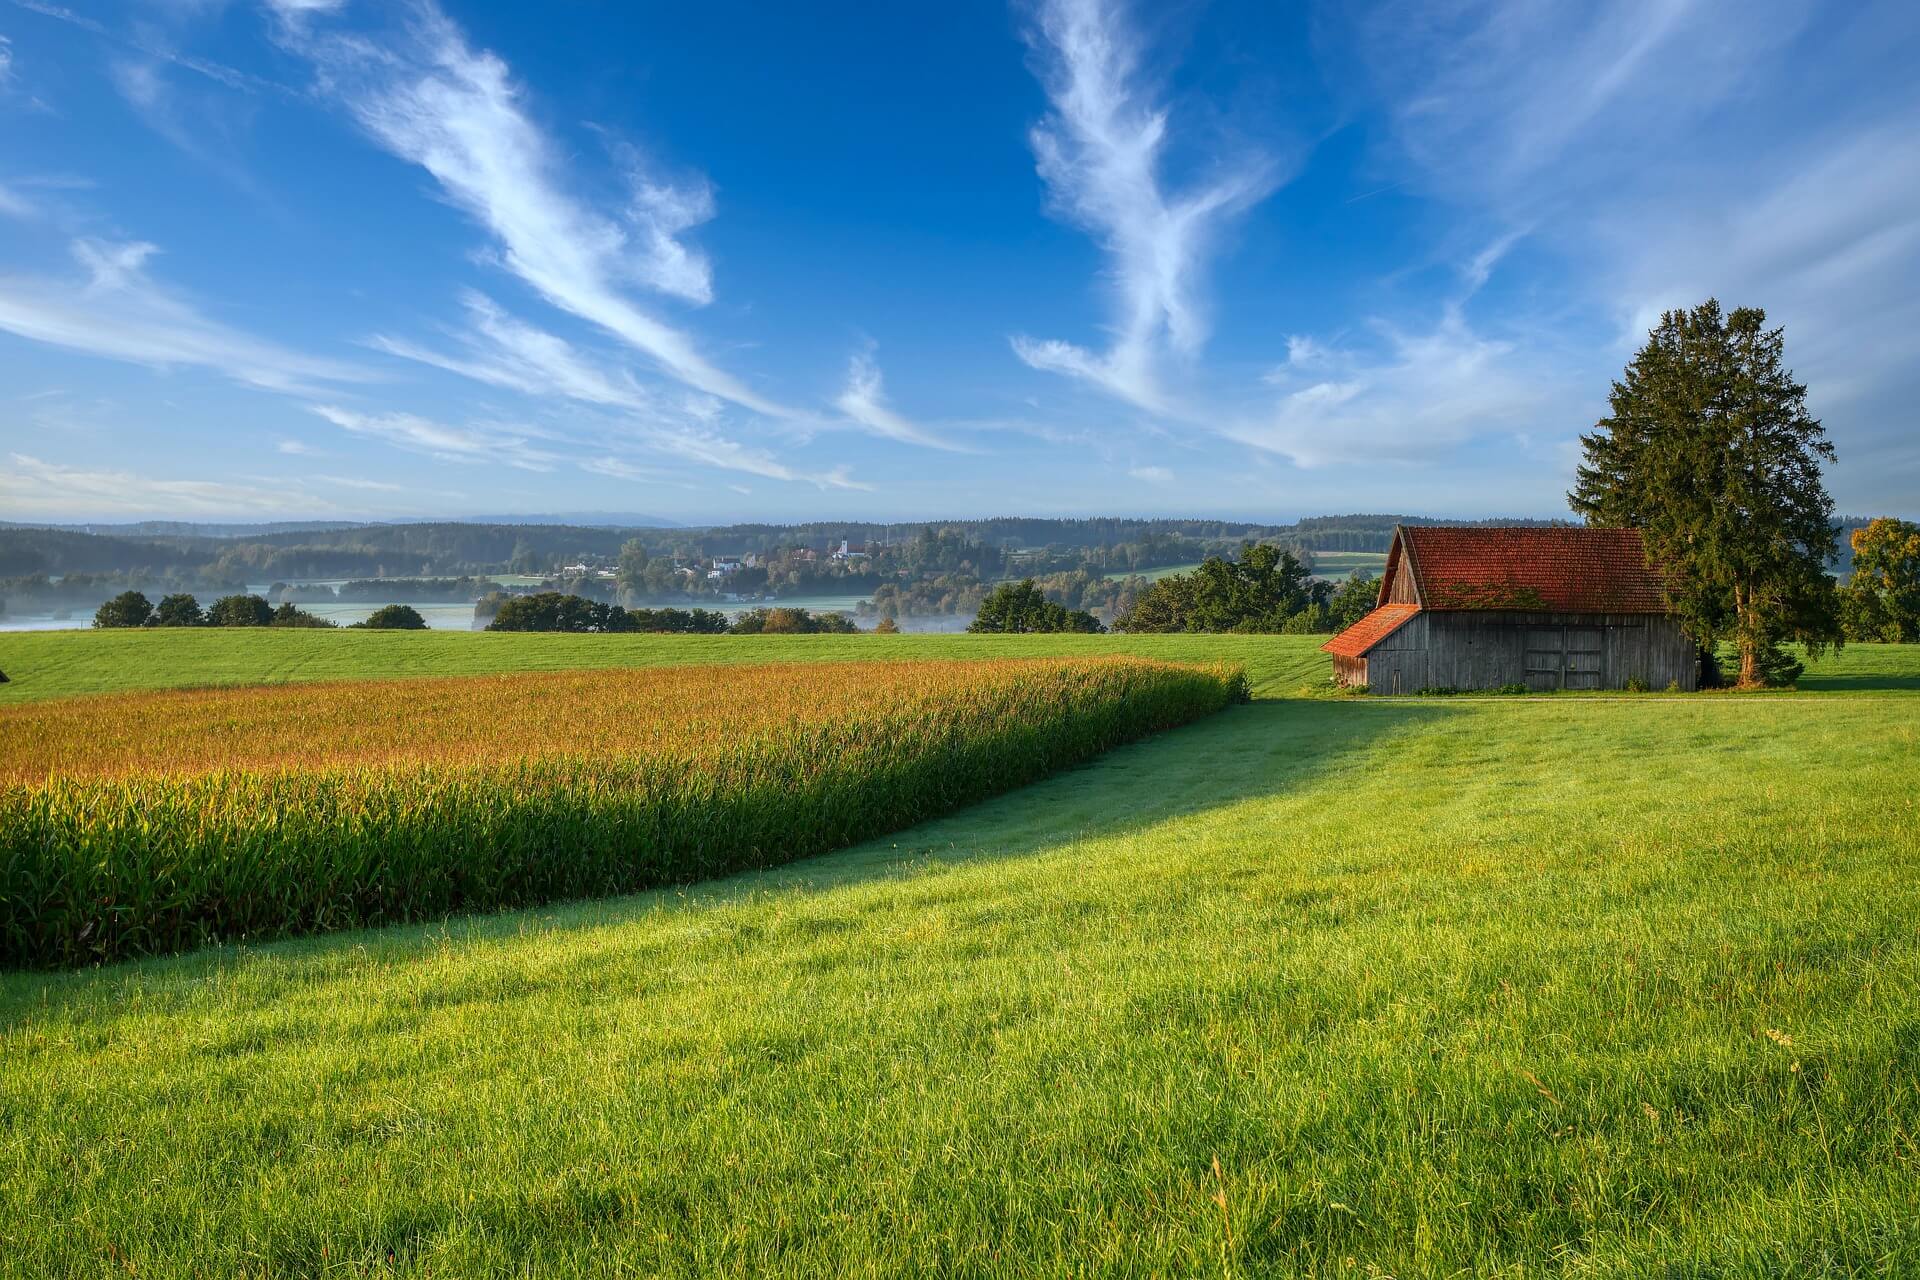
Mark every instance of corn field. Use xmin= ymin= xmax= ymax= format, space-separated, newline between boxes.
xmin=0 ymin=658 xmax=1245 ymax=966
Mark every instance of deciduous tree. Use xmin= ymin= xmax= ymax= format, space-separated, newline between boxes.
xmin=1840 ymin=517 xmax=1920 ymax=642
xmin=93 ymin=591 xmax=153 ymax=629
xmin=153 ymin=593 xmax=204 ymax=627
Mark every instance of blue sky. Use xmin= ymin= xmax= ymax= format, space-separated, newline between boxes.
xmin=1 ymin=0 xmax=1916 ymax=524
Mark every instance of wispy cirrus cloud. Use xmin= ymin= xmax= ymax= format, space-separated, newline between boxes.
xmin=371 ymin=292 xmax=869 ymax=485
xmin=0 ymin=238 xmax=368 ymax=393
xmin=14 ymin=0 xmax=271 ymax=92
xmin=308 ymin=404 xmax=558 ymax=471
xmin=833 ymin=346 xmax=963 ymax=452
xmin=373 ymin=290 xmax=653 ymax=411
xmin=1245 ymin=304 xmax=1561 ymax=467
xmin=1326 ymin=0 xmax=1920 ymax=506
xmin=1 ymin=451 xmax=342 ymax=517
xmin=312 ymin=473 xmax=406 ymax=492
xmin=272 ymin=1 xmax=794 ymax=418
xmin=620 ymin=422 xmax=871 ymax=490
xmin=107 ymin=57 xmax=270 ymax=196
xmin=1012 ymin=0 xmax=1277 ymax=414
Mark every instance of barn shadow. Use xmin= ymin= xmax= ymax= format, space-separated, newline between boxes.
xmin=1797 ymin=670 xmax=1920 ymax=693
xmin=748 ymin=697 xmax=1454 ymax=896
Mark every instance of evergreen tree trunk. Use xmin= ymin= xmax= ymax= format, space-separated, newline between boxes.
xmin=1737 ymin=585 xmax=1760 ymax=686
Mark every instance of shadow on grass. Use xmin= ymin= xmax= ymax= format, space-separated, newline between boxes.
xmin=1798 ymin=671 xmax=1920 ymax=692
xmin=0 ymin=699 xmax=1452 ymax=1005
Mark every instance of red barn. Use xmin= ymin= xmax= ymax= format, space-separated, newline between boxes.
xmin=1323 ymin=525 xmax=1696 ymax=693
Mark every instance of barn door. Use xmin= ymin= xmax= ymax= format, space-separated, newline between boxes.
xmin=1523 ymin=626 xmax=1606 ymax=691
xmin=1564 ymin=627 xmax=1604 ymax=689
xmin=1522 ymin=628 xmax=1564 ymax=691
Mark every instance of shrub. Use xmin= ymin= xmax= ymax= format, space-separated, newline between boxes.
xmin=485 ymin=593 xmax=731 ymax=634
xmin=360 ymin=604 xmax=428 ymax=630
xmin=873 ymin=617 xmax=900 ymax=634
xmin=1279 ymin=605 xmax=1330 ymax=635
xmin=207 ymin=594 xmax=274 ymax=627
xmin=270 ymin=603 xmax=336 ymax=628
xmin=730 ymin=607 xmax=859 ymax=634
xmin=1493 ymin=682 xmax=1530 ymax=695
xmin=0 ymin=658 xmax=1246 ymax=967
xmin=92 ymin=591 xmax=153 ymax=629
xmin=153 ymin=593 xmax=204 ymax=627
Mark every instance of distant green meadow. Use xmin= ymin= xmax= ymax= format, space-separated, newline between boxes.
xmin=1 ymin=626 xmax=1914 ymax=704
xmin=2 ymin=629 xmax=1918 ymax=1274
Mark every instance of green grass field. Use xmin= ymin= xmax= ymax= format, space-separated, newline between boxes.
xmin=4 ymin=627 xmax=1916 ymax=703
xmin=0 ymin=628 xmax=1330 ymax=703
xmin=1305 ymin=550 xmax=1389 ymax=582
xmin=1102 ymin=560 xmax=1207 ymax=582
xmin=3 ymin=632 xmax=1919 ymax=1274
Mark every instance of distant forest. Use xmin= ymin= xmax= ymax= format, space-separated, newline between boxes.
xmin=0 ymin=513 xmax=1875 ymax=621
xmin=0 ymin=514 xmax=1542 ymax=578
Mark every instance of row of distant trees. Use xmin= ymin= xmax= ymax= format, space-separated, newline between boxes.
xmin=93 ymin=591 xmax=426 ymax=630
xmin=483 ymin=592 xmax=857 ymax=635
xmin=961 ymin=555 xmax=1385 ymax=635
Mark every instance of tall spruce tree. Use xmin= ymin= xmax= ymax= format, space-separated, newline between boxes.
xmin=1570 ymin=300 xmax=1840 ymax=686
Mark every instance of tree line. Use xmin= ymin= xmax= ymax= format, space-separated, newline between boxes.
xmin=92 ymin=592 xmax=427 ymax=630
xmin=482 ymin=593 xmax=857 ymax=634
xmin=964 ymin=551 xmax=1384 ymax=635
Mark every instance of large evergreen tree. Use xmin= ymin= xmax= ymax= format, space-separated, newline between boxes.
xmin=1570 ymin=300 xmax=1840 ymax=686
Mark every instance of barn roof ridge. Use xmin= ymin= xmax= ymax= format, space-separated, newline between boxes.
xmin=1396 ymin=524 xmax=1668 ymax=615
xmin=1323 ymin=524 xmax=1673 ymax=660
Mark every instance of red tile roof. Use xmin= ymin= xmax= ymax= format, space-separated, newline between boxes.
xmin=1321 ymin=603 xmax=1420 ymax=658
xmin=1398 ymin=526 xmax=1669 ymax=613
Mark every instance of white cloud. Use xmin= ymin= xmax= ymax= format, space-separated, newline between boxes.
xmin=0 ymin=34 xmax=13 ymax=85
xmin=16 ymin=0 xmax=265 ymax=92
xmin=373 ymin=290 xmax=653 ymax=411
xmin=309 ymin=404 xmax=557 ymax=471
xmin=833 ymin=347 xmax=962 ymax=451
xmin=1 ymin=452 xmax=341 ymax=517
xmin=1012 ymin=0 xmax=1275 ymax=413
xmin=636 ymin=424 xmax=871 ymax=490
xmin=1244 ymin=308 xmax=1562 ymax=467
xmin=105 ymin=58 xmax=260 ymax=191
xmin=1128 ymin=464 xmax=1172 ymax=484
xmin=578 ymin=456 xmax=663 ymax=483
xmin=1333 ymin=0 xmax=1920 ymax=505
xmin=275 ymin=2 xmax=793 ymax=417
xmin=372 ymin=294 xmax=873 ymax=487
xmin=277 ymin=438 xmax=318 ymax=455
xmin=0 ymin=238 xmax=368 ymax=393
xmin=312 ymin=473 xmax=404 ymax=492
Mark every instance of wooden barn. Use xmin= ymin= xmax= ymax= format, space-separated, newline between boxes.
xmin=1322 ymin=525 xmax=1698 ymax=693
